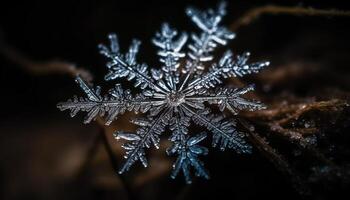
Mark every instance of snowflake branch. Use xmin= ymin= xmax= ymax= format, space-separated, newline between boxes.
xmin=116 ymin=107 xmax=172 ymax=174
xmin=152 ymin=23 xmax=188 ymax=91
xmin=184 ymin=1 xmax=235 ymax=73
xmin=99 ymin=34 xmax=168 ymax=94
xmin=168 ymin=108 xmax=191 ymax=142
xmin=57 ymin=76 xmax=165 ymax=125
xmin=179 ymin=1 xmax=235 ymax=91
xmin=167 ymin=132 xmax=209 ymax=184
xmin=183 ymin=105 xmax=252 ymax=153
xmin=186 ymin=85 xmax=266 ymax=114
xmin=184 ymin=51 xmax=269 ymax=93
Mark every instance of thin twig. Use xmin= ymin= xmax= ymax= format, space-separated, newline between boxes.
xmin=230 ymin=5 xmax=350 ymax=31
xmin=0 ymin=35 xmax=133 ymax=197
xmin=275 ymin=100 xmax=347 ymax=126
xmin=243 ymin=100 xmax=348 ymax=166
xmin=0 ymin=35 xmax=93 ymax=81
xmin=243 ymin=100 xmax=348 ymax=125
xmin=268 ymin=124 xmax=337 ymax=167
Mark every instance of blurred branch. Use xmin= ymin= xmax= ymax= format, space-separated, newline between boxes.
xmin=76 ymin=131 xmax=102 ymax=178
xmin=244 ymin=99 xmax=348 ymax=147
xmin=239 ymin=119 xmax=312 ymax=196
xmin=240 ymin=98 xmax=349 ymax=196
xmin=0 ymin=29 xmax=134 ymax=197
xmin=245 ymin=99 xmax=348 ymax=125
xmin=0 ymin=32 xmax=93 ymax=82
xmin=230 ymin=5 xmax=350 ymax=31
xmin=275 ymin=100 xmax=347 ymax=126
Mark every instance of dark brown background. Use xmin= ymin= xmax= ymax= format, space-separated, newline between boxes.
xmin=0 ymin=0 xmax=349 ymax=200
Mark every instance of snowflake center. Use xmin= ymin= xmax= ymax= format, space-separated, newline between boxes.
xmin=167 ymin=91 xmax=185 ymax=106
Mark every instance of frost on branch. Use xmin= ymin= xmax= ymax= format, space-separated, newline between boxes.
xmin=57 ymin=1 xmax=269 ymax=183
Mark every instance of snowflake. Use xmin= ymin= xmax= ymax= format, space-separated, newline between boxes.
xmin=57 ymin=2 xmax=269 ymax=184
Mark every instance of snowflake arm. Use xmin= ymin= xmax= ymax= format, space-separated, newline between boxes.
xmin=57 ymin=76 xmax=165 ymax=125
xmin=152 ymin=23 xmax=188 ymax=90
xmin=183 ymin=106 xmax=252 ymax=153
xmin=186 ymin=85 xmax=266 ymax=115
xmin=153 ymin=23 xmax=188 ymax=73
xmin=99 ymin=34 xmax=167 ymax=93
xmin=115 ymin=107 xmax=172 ymax=174
xmin=184 ymin=50 xmax=270 ymax=92
xmin=167 ymin=132 xmax=209 ymax=184
xmin=182 ymin=1 xmax=235 ymax=75
xmin=168 ymin=108 xmax=191 ymax=142
xmin=179 ymin=2 xmax=235 ymax=91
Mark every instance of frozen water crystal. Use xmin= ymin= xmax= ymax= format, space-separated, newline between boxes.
xmin=57 ymin=1 xmax=269 ymax=183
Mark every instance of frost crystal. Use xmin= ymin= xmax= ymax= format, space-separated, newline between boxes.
xmin=57 ymin=2 xmax=269 ymax=184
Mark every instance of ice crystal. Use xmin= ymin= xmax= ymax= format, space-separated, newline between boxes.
xmin=57 ymin=2 xmax=269 ymax=184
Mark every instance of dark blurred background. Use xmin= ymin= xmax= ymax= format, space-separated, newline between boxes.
xmin=0 ymin=0 xmax=349 ymax=200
